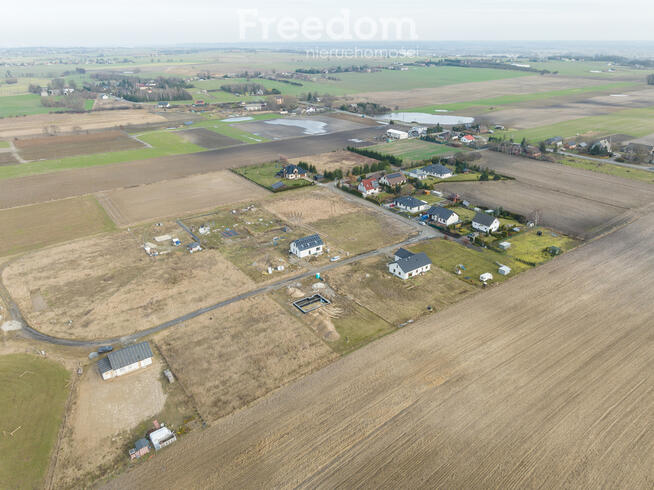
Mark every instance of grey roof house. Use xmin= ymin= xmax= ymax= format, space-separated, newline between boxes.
xmin=98 ymin=342 xmax=154 ymax=380
xmin=426 ymin=206 xmax=459 ymax=226
xmin=388 ymin=249 xmax=432 ymax=280
xmin=290 ymin=234 xmax=324 ymax=258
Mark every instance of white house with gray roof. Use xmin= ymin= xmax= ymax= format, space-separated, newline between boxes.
xmin=388 ymin=249 xmax=432 ymax=280
xmin=393 ymin=196 xmax=428 ymax=213
xmin=290 ymin=234 xmax=324 ymax=258
xmin=98 ymin=342 xmax=153 ymax=380
xmin=426 ymin=206 xmax=459 ymax=226
xmin=422 ymin=164 xmax=453 ymax=179
xmin=472 ymin=212 xmax=500 ymax=233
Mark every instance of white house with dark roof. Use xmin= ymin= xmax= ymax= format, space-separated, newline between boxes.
xmin=422 ymin=164 xmax=453 ymax=179
xmin=388 ymin=249 xmax=432 ymax=280
xmin=98 ymin=342 xmax=153 ymax=380
xmin=290 ymin=234 xmax=324 ymax=258
xmin=472 ymin=212 xmax=500 ymax=233
xmin=426 ymin=206 xmax=459 ymax=226
xmin=393 ymin=196 xmax=428 ymax=213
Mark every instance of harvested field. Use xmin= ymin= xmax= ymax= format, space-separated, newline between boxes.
xmin=347 ymin=76 xmax=609 ymax=109
xmin=177 ymin=128 xmax=242 ymax=149
xmin=0 ymin=126 xmax=384 ymax=207
xmin=96 ymin=170 xmax=269 ymax=227
xmin=156 ymin=295 xmax=337 ymax=423
xmin=289 ymin=149 xmax=378 ymax=173
xmin=438 ymin=180 xmax=623 ymax=236
xmin=0 ymin=109 xmax=167 ymax=139
xmin=478 ymin=151 xmax=654 ymax=211
xmin=0 ymin=196 xmax=115 ymax=257
xmin=103 ymin=207 xmax=654 ymax=490
xmin=14 ymin=130 xmax=144 ymax=160
xmin=263 ymin=187 xmax=359 ymax=224
xmin=326 ymin=255 xmax=475 ymax=325
xmin=2 ymin=231 xmax=255 ymax=340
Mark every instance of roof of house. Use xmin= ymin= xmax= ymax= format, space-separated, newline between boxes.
xmin=394 ymin=196 xmax=427 ymax=209
xmin=473 ymin=212 xmax=498 ymax=227
xmin=292 ymin=234 xmax=323 ymax=251
xmin=359 ymin=178 xmax=379 ymax=191
xmin=99 ymin=342 xmax=153 ymax=374
xmin=281 ymin=164 xmax=307 ymax=175
xmin=427 ymin=205 xmax=457 ymax=221
xmin=393 ymin=252 xmax=432 ymax=274
xmin=135 ymin=438 xmax=150 ymax=451
xmin=461 ymin=134 xmax=475 ymax=141
xmin=383 ymin=172 xmax=406 ymax=184
xmin=394 ymin=248 xmax=414 ymax=259
xmin=423 ymin=164 xmax=452 ymax=176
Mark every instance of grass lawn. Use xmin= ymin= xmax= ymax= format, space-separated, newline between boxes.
xmin=329 ymin=300 xmax=395 ymax=355
xmin=368 ymin=139 xmax=463 ymax=163
xmin=233 ymin=162 xmax=313 ymax=191
xmin=0 ymin=354 xmax=70 ymax=489
xmin=408 ymin=82 xmax=636 ymax=113
xmin=499 ymin=228 xmax=580 ymax=264
xmin=0 ymin=94 xmax=63 ymax=118
xmin=427 ymin=172 xmax=484 ymax=185
xmin=499 ymin=106 xmax=654 ymax=143
xmin=410 ymin=238 xmax=531 ymax=285
xmin=0 ymin=140 xmax=9 ymax=148
xmin=556 ymin=155 xmax=654 ymax=183
xmin=0 ymin=130 xmax=205 ymax=180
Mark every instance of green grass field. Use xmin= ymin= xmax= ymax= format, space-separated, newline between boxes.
xmin=524 ymin=60 xmax=645 ymax=78
xmin=410 ymin=238 xmax=531 ymax=285
xmin=0 ymin=94 xmax=62 ymax=118
xmin=500 ymin=106 xmax=654 ymax=143
xmin=233 ymin=162 xmax=313 ymax=191
xmin=498 ymin=228 xmax=579 ymax=264
xmin=0 ymin=140 xmax=9 ymax=148
xmin=0 ymin=354 xmax=70 ymax=489
xmin=329 ymin=301 xmax=395 ymax=355
xmin=184 ymin=114 xmax=280 ymax=143
xmin=557 ymin=155 xmax=654 ymax=183
xmin=408 ymin=82 xmax=636 ymax=113
xmin=368 ymin=139 xmax=463 ymax=162
xmin=0 ymin=130 xmax=205 ymax=180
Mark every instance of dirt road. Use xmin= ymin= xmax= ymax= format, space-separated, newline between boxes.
xmin=0 ymin=126 xmax=383 ymax=210
xmin=103 ymin=208 xmax=654 ymax=489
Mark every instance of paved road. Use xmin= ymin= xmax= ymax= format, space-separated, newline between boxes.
xmin=9 ymin=224 xmax=436 ymax=348
xmin=0 ymin=125 xmax=385 ymax=209
xmin=554 ymin=149 xmax=654 ymax=171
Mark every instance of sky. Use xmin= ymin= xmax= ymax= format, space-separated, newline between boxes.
xmin=2 ymin=0 xmax=654 ymax=47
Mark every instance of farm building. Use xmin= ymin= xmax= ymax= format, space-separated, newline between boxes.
xmin=244 ymin=102 xmax=265 ymax=111
xmin=290 ymin=234 xmax=324 ymax=258
xmin=393 ymin=196 xmax=428 ymax=213
xmin=422 ymin=164 xmax=453 ymax=179
xmin=358 ymin=177 xmax=380 ymax=196
xmin=277 ymin=164 xmax=307 ymax=180
xmin=129 ymin=439 xmax=151 ymax=460
xmin=388 ymin=249 xmax=432 ymax=280
xmin=472 ymin=212 xmax=500 ymax=233
xmin=545 ymin=136 xmax=563 ymax=147
xmin=97 ymin=342 xmax=153 ymax=381
xmin=426 ymin=206 xmax=459 ymax=226
xmin=149 ymin=426 xmax=177 ymax=451
xmin=379 ymin=172 xmax=407 ymax=187
xmin=386 ymin=128 xmax=409 ymax=140
xmin=408 ymin=126 xmax=427 ymax=138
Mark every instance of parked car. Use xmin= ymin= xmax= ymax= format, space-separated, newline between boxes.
xmin=98 ymin=345 xmax=113 ymax=354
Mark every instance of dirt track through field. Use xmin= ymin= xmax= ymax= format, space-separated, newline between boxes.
xmin=0 ymin=126 xmax=384 ymax=209
xmin=104 ymin=208 xmax=654 ymax=489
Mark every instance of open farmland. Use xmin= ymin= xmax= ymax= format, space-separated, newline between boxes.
xmin=96 ymin=170 xmax=269 ymax=226
xmin=14 ymin=130 xmax=144 ymax=160
xmin=289 ymin=149 xmax=378 ymax=174
xmin=368 ymin=139 xmax=463 ymax=162
xmin=156 ymin=295 xmax=337 ymax=423
xmin=0 ymin=354 xmax=70 ymax=490
xmin=103 ymin=207 xmax=654 ymax=490
xmin=2 ymin=230 xmax=256 ymax=340
xmin=0 ymin=196 xmax=115 ymax=257
xmin=0 ymin=109 xmax=168 ymax=139
xmin=177 ymin=128 xmax=243 ymax=149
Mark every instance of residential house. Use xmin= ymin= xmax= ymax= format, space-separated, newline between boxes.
xmin=622 ymin=142 xmax=654 ymax=163
xmin=564 ymin=140 xmax=578 ymax=150
xmin=422 ymin=164 xmax=453 ymax=179
xmin=277 ymin=164 xmax=307 ymax=180
xmin=244 ymin=102 xmax=264 ymax=111
xmin=591 ymin=139 xmax=612 ymax=153
xmin=525 ymin=145 xmax=542 ymax=158
xmin=97 ymin=342 xmax=153 ymax=381
xmin=386 ymin=128 xmax=409 ymax=140
xmin=426 ymin=206 xmax=459 ymax=226
xmin=509 ymin=143 xmax=522 ymax=155
xmin=149 ymin=426 xmax=177 ymax=451
xmin=388 ymin=249 xmax=432 ymax=280
xmin=472 ymin=212 xmax=500 ymax=233
xmin=393 ymin=196 xmax=429 ymax=213
xmin=406 ymin=168 xmax=428 ymax=180
xmin=129 ymin=439 xmax=151 ymax=460
xmin=358 ymin=177 xmax=380 ymax=195
xmin=379 ymin=172 xmax=407 ymax=187
xmin=157 ymin=101 xmax=170 ymax=108
xmin=290 ymin=234 xmax=324 ymax=258
xmin=460 ymin=134 xmax=475 ymax=145
xmin=545 ymin=136 xmax=563 ymax=147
